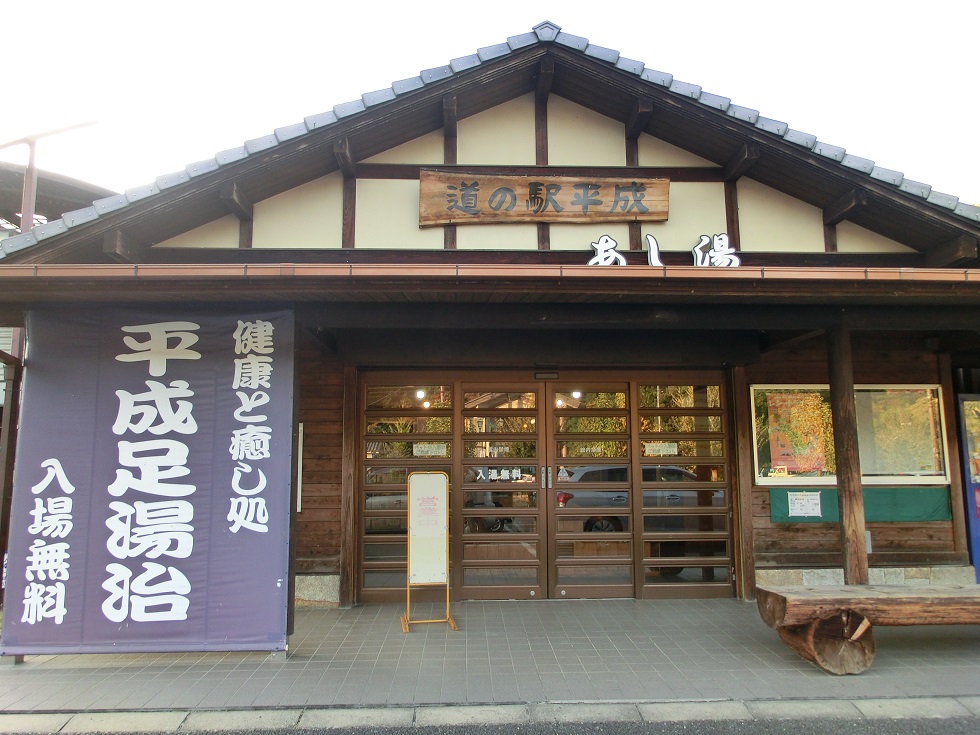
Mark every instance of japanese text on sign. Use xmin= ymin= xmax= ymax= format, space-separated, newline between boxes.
xmin=419 ymin=170 xmax=669 ymax=226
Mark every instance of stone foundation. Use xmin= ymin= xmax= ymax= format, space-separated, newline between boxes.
xmin=294 ymin=574 xmax=340 ymax=607
xmin=755 ymin=565 xmax=977 ymax=587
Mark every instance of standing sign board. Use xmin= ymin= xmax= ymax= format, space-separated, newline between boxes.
xmin=0 ymin=306 xmax=294 ymax=654
xmin=401 ymin=471 xmax=456 ymax=632
xmin=958 ymin=396 xmax=980 ymax=583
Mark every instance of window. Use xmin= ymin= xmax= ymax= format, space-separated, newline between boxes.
xmin=751 ymin=385 xmax=948 ymax=485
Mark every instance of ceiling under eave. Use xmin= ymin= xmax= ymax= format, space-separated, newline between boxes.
xmin=2 ymin=22 xmax=979 ymax=267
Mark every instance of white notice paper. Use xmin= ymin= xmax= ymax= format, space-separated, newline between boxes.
xmin=787 ymin=491 xmax=822 ymax=518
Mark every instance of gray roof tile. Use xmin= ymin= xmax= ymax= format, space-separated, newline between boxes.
xmin=1 ymin=231 xmax=37 ymax=256
xmin=244 ymin=135 xmax=278 ymax=155
xmin=841 ymin=154 xmax=875 ymax=174
xmin=927 ymin=190 xmax=959 ymax=209
xmin=157 ymin=170 xmax=191 ymax=189
xmin=783 ymin=129 xmax=818 ymax=149
xmin=955 ymin=202 xmax=980 ymax=222
xmin=186 ymin=158 xmax=220 ymax=177
xmin=640 ymin=68 xmax=673 ymax=87
xmin=33 ymin=219 xmax=69 ymax=240
xmin=333 ymin=99 xmax=366 ymax=118
xmin=669 ymin=80 xmax=701 ymax=98
xmin=507 ymin=31 xmax=538 ymax=50
xmin=616 ymin=56 xmax=644 ymax=76
xmin=125 ymin=183 xmax=161 ymax=203
xmin=727 ymin=105 xmax=759 ymax=124
xmin=362 ymin=88 xmax=396 ymax=107
xmin=813 ymin=141 xmax=846 ymax=162
xmin=756 ymin=116 xmax=788 ymax=136
xmin=556 ymin=32 xmax=589 ymax=51
xmin=585 ymin=44 xmax=619 ymax=64
xmin=94 ymin=194 xmax=130 ymax=214
xmin=304 ymin=110 xmax=338 ymax=128
xmin=449 ymin=54 xmax=481 ymax=73
xmin=391 ymin=76 xmax=425 ymax=96
xmin=899 ymin=179 xmax=932 ymax=198
xmin=477 ymin=43 xmax=511 ymax=62
xmin=870 ymin=166 xmax=904 ymax=186
xmin=699 ymin=92 xmax=731 ymax=111
xmin=420 ymin=65 xmax=453 ymax=84
xmin=62 ymin=206 xmax=99 ymax=228
xmin=275 ymin=122 xmax=309 ymax=142
xmin=215 ymin=147 xmax=248 ymax=166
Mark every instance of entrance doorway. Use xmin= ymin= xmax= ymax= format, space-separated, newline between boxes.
xmin=359 ymin=371 xmax=733 ymax=602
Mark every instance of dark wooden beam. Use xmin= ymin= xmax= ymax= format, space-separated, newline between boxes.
xmin=219 ymin=182 xmax=253 ymax=221
xmin=925 ymin=234 xmax=978 ymax=268
xmin=826 ymin=323 xmax=869 ymax=585
xmin=535 ymin=56 xmax=554 ymax=104
xmin=443 ymin=97 xmax=458 ymax=250
xmin=823 ymin=189 xmax=868 ymax=226
xmin=339 ymin=364 xmax=358 ymax=606
xmin=723 ymin=143 xmax=760 ymax=182
xmin=625 ymin=96 xmax=653 ymax=141
xmin=725 ymin=180 xmax=741 ymax=251
xmin=102 ymin=230 xmax=146 ymax=263
xmin=333 ymin=138 xmax=356 ymax=179
xmin=0 ymin=349 xmax=17 ymax=366
xmin=760 ymin=329 xmax=824 ymax=354
xmin=442 ymin=96 xmax=458 ymax=166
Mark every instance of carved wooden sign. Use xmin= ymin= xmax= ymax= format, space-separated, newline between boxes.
xmin=420 ymin=169 xmax=669 ymax=226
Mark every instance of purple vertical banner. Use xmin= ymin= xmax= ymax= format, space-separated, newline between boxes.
xmin=0 ymin=306 xmax=294 ymax=654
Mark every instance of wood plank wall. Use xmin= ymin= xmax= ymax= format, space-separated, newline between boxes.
xmin=294 ymin=335 xmax=346 ymax=574
xmin=741 ymin=334 xmax=965 ymax=569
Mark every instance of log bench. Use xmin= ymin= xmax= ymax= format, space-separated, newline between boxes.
xmin=756 ymin=584 xmax=980 ymax=675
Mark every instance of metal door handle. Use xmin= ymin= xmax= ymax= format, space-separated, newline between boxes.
xmin=547 ymin=466 xmax=553 ymax=489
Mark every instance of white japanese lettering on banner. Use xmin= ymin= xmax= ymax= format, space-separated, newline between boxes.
xmin=104 ymin=321 xmax=201 ymax=623
xmin=228 ymin=320 xmax=274 ymax=533
xmin=21 ymin=458 xmax=75 ymax=625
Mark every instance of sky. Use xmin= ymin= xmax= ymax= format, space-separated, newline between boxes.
xmin=2 ymin=1 xmax=978 ymax=206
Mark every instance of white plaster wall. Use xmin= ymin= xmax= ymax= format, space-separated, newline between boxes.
xmin=638 ymin=134 xmax=717 ymax=167
xmin=458 ymin=94 xmax=536 ymax=165
xmin=364 ymin=131 xmax=444 ymax=164
xmin=456 ymin=224 xmax=539 ymax=249
xmin=548 ymin=96 xmax=625 ymax=166
xmin=836 ymin=220 xmax=916 ymax=254
xmin=737 ymin=178 xmax=825 ymax=253
xmin=155 ymin=214 xmax=239 ymax=249
xmin=356 ymin=179 xmax=443 ymax=249
xmin=550 ymin=223 xmax=630 ymax=252
xmin=642 ymin=182 xmax=727 ymax=254
xmin=253 ymin=173 xmax=344 ymax=249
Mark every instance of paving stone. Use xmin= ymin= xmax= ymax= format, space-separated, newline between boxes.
xmin=639 ymin=701 xmax=754 ymax=721
xmin=746 ymin=700 xmax=863 ymax=719
xmin=415 ymin=704 xmax=528 ymax=726
xmin=0 ymin=713 xmax=74 ymax=733
xmin=529 ymin=703 xmax=641 ymax=723
xmin=851 ymin=697 xmax=973 ymax=719
xmin=181 ymin=709 xmax=300 ymax=731
xmin=62 ymin=711 xmax=188 ymax=733
xmin=298 ymin=707 xmax=415 ymax=728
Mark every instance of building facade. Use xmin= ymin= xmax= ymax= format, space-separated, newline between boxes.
xmin=1 ymin=22 xmax=980 ymax=652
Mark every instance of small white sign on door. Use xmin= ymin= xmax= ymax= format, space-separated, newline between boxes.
xmin=787 ymin=491 xmax=822 ymax=518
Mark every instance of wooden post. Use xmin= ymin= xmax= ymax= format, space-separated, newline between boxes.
xmin=826 ymin=324 xmax=869 ymax=585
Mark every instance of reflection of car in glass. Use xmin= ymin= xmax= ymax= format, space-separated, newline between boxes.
xmin=554 ymin=465 xmax=720 ymax=533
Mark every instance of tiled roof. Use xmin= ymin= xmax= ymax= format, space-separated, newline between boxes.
xmin=3 ymin=20 xmax=978 ymax=260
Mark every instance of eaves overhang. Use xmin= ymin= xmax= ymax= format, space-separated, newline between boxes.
xmin=2 ymin=263 xmax=980 ymax=321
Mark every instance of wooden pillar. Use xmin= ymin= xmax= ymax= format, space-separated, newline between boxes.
xmin=339 ymin=365 xmax=358 ymax=606
xmin=826 ymin=324 xmax=869 ymax=584
xmin=0 ymin=361 xmax=22 ymax=609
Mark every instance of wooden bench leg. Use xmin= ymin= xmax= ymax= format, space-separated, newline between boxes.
xmin=777 ymin=610 xmax=876 ymax=675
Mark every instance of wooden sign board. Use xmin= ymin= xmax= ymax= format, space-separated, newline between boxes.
xmin=420 ymin=169 xmax=669 ymax=226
